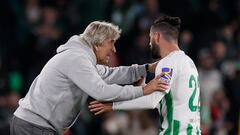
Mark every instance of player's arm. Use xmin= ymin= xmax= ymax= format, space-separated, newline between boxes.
xmin=88 ymin=83 xmax=170 ymax=115
xmin=96 ymin=62 xmax=158 ymax=85
xmin=88 ymin=91 xmax=168 ymax=115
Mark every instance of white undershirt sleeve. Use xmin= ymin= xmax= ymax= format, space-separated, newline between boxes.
xmin=112 ymin=91 xmax=166 ymax=110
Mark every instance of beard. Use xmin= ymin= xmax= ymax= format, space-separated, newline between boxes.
xmin=98 ymin=55 xmax=110 ymax=65
xmin=151 ymin=41 xmax=161 ymax=59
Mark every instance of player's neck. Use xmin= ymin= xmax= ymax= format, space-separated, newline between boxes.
xmin=160 ymin=43 xmax=180 ymax=58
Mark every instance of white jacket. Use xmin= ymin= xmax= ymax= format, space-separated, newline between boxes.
xmin=14 ymin=35 xmax=147 ymax=134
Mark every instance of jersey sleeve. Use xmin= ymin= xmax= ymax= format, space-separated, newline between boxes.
xmin=155 ymin=58 xmax=177 ymax=94
xmin=112 ymin=58 xmax=178 ymax=110
xmin=113 ymin=91 xmax=165 ymax=110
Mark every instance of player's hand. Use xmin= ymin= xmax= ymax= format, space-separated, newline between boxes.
xmin=88 ymin=101 xmax=113 ymax=115
xmin=148 ymin=61 xmax=159 ymax=73
xmin=143 ymin=72 xmax=169 ymax=95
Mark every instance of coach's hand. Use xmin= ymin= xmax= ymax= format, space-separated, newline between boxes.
xmin=143 ymin=72 xmax=169 ymax=95
xmin=88 ymin=101 xmax=112 ymax=115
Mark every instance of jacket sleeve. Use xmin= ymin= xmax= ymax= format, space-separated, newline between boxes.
xmin=113 ymin=91 xmax=166 ymax=110
xmin=96 ymin=64 xmax=147 ymax=85
xmin=67 ymin=55 xmax=144 ymax=102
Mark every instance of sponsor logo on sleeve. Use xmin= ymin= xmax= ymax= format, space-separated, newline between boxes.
xmin=160 ymin=67 xmax=173 ymax=83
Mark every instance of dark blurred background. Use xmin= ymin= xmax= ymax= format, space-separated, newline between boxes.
xmin=0 ymin=0 xmax=240 ymax=135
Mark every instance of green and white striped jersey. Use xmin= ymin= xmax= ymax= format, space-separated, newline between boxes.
xmin=113 ymin=50 xmax=201 ymax=135
xmin=156 ymin=50 xmax=200 ymax=135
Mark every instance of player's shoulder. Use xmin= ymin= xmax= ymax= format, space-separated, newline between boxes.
xmin=156 ymin=51 xmax=181 ymax=74
xmin=156 ymin=50 xmax=191 ymax=73
xmin=159 ymin=50 xmax=186 ymax=65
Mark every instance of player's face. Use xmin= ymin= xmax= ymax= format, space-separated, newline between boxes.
xmin=95 ymin=38 xmax=116 ymax=65
xmin=149 ymin=32 xmax=161 ymax=59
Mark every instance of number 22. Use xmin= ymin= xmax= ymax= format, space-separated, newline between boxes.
xmin=188 ymin=75 xmax=200 ymax=112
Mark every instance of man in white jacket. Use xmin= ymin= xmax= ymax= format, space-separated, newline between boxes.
xmin=89 ymin=16 xmax=201 ymax=135
xmin=10 ymin=21 xmax=168 ymax=135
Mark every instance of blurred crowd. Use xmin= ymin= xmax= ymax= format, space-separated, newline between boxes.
xmin=0 ymin=0 xmax=240 ymax=135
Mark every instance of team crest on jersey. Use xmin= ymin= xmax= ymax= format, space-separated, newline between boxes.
xmin=160 ymin=67 xmax=173 ymax=83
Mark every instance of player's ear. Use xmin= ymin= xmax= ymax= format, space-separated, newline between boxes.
xmin=156 ymin=32 xmax=161 ymax=43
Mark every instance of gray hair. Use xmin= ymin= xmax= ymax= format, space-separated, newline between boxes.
xmin=80 ymin=21 xmax=122 ymax=46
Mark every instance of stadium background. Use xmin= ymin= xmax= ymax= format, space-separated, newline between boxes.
xmin=0 ymin=0 xmax=239 ymax=134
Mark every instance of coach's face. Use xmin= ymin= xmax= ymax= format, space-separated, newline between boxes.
xmin=94 ymin=38 xmax=116 ymax=65
xmin=149 ymin=32 xmax=161 ymax=59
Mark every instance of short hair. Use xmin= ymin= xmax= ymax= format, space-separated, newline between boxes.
xmin=151 ymin=15 xmax=181 ymax=42
xmin=80 ymin=21 xmax=122 ymax=46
